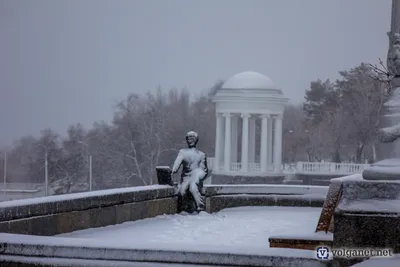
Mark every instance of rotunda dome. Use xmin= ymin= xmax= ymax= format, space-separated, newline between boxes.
xmin=222 ymin=71 xmax=276 ymax=90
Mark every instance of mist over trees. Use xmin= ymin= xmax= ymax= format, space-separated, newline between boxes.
xmin=0 ymin=63 xmax=389 ymax=192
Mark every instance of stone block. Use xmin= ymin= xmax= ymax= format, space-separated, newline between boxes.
xmin=0 ymin=221 xmax=9 ymax=233
xmin=7 ymin=218 xmax=31 ymax=235
xmin=29 ymin=215 xmax=58 ymax=236
xmin=310 ymin=199 xmax=325 ymax=207
xmin=146 ymin=198 xmax=177 ymax=218
xmin=56 ymin=211 xmax=91 ymax=234
xmin=211 ymin=174 xmax=285 ymax=184
xmin=130 ymin=201 xmax=149 ymax=221
xmin=334 ymin=212 xmax=400 ymax=252
xmin=89 ymin=206 xmax=116 ymax=229
xmin=206 ymin=195 xmax=277 ymax=213
xmin=275 ymin=196 xmax=310 ymax=207
xmin=115 ymin=203 xmax=132 ymax=224
xmin=339 ymin=180 xmax=400 ymax=204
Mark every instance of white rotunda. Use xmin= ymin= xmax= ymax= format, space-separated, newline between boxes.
xmin=210 ymin=71 xmax=289 ymax=184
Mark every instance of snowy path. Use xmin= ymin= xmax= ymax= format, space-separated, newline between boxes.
xmin=59 ymin=206 xmax=321 ymax=249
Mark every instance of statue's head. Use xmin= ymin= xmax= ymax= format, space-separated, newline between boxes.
xmin=185 ymin=131 xmax=199 ymax=148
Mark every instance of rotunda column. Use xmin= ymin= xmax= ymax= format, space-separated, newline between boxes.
xmin=241 ymin=113 xmax=250 ymax=172
xmin=231 ymin=115 xmax=239 ymax=163
xmin=214 ymin=113 xmax=224 ymax=171
xmin=267 ymin=117 xmax=273 ymax=169
xmin=248 ymin=116 xmax=256 ymax=164
xmin=273 ymin=114 xmax=283 ymax=172
xmin=223 ymin=113 xmax=232 ymax=172
xmin=260 ymin=114 xmax=270 ymax=172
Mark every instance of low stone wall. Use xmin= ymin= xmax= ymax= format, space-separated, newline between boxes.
xmin=0 ymin=233 xmax=327 ymax=267
xmin=211 ymin=173 xmax=285 ymax=184
xmin=0 ymin=185 xmax=177 ymax=236
xmin=296 ymin=174 xmax=345 ymax=186
xmin=204 ymin=184 xmax=328 ymax=213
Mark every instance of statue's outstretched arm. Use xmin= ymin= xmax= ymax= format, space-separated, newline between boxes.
xmin=172 ymin=151 xmax=183 ymax=174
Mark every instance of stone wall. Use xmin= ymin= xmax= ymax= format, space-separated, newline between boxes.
xmin=204 ymin=184 xmax=328 ymax=213
xmin=296 ymin=174 xmax=346 ymax=186
xmin=211 ymin=174 xmax=285 ymax=184
xmin=0 ymin=185 xmax=177 ymax=236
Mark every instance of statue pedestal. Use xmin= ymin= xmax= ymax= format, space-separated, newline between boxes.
xmin=362 ymin=158 xmax=400 ymax=180
xmin=156 ymin=166 xmax=205 ymax=214
xmin=333 ymin=178 xmax=400 ymax=267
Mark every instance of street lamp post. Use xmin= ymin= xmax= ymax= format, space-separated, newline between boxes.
xmin=44 ymin=149 xmax=48 ymax=196
xmin=78 ymin=141 xmax=92 ymax=191
xmin=37 ymin=144 xmax=49 ymax=196
xmin=88 ymin=154 xmax=92 ymax=191
xmin=3 ymin=151 xmax=7 ymax=198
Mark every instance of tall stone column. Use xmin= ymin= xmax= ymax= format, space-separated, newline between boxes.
xmin=378 ymin=0 xmax=400 ymax=160
xmin=267 ymin=118 xmax=273 ymax=168
xmin=248 ymin=116 xmax=256 ymax=163
xmin=214 ymin=113 xmax=224 ymax=170
xmin=241 ymin=113 xmax=250 ymax=172
xmin=223 ymin=113 xmax=231 ymax=172
xmin=273 ymin=114 xmax=283 ymax=173
xmin=231 ymin=115 xmax=238 ymax=163
xmin=260 ymin=114 xmax=269 ymax=172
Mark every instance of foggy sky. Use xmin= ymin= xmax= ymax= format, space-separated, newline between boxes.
xmin=0 ymin=0 xmax=392 ymax=145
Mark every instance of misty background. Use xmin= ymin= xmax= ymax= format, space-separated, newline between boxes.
xmin=0 ymin=0 xmax=391 ymax=145
xmin=0 ymin=0 xmax=394 ymax=196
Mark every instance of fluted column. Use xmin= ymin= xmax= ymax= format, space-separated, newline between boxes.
xmin=267 ymin=117 xmax=273 ymax=169
xmin=273 ymin=114 xmax=283 ymax=172
xmin=214 ymin=113 xmax=224 ymax=170
xmin=248 ymin=116 xmax=256 ymax=163
xmin=260 ymin=114 xmax=269 ymax=172
xmin=231 ymin=115 xmax=238 ymax=163
xmin=223 ymin=113 xmax=232 ymax=172
xmin=241 ymin=113 xmax=250 ymax=172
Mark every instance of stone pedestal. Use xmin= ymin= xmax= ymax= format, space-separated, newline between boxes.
xmin=333 ymin=179 xmax=400 ymax=267
xmin=362 ymin=158 xmax=400 ymax=180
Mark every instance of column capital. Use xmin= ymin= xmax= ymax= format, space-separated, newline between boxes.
xmin=241 ymin=113 xmax=251 ymax=119
xmin=222 ymin=112 xmax=231 ymax=118
xmin=260 ymin=114 xmax=271 ymax=119
xmin=273 ymin=114 xmax=283 ymax=120
xmin=216 ymin=113 xmax=223 ymax=118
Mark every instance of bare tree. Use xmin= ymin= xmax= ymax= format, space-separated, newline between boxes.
xmin=337 ymin=63 xmax=387 ymax=162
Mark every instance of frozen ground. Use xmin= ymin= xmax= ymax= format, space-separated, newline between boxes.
xmin=59 ymin=206 xmax=321 ymax=249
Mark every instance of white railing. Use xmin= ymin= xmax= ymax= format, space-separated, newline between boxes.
xmin=207 ymin=157 xmax=368 ymax=175
xmin=295 ymin=162 xmax=369 ymax=175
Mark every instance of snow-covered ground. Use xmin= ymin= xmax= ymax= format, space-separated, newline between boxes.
xmin=59 ymin=206 xmax=321 ymax=249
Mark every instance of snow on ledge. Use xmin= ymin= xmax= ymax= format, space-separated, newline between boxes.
xmin=270 ymin=231 xmax=333 ymax=242
xmin=337 ymin=199 xmax=400 ymax=213
xmin=205 ymin=184 xmax=328 ymax=189
xmin=331 ymin=173 xmax=364 ymax=183
xmin=0 ymin=185 xmax=173 ymax=208
xmin=351 ymin=254 xmax=400 ymax=267
xmin=0 ymin=232 xmax=319 ymax=260
xmin=205 ymin=184 xmax=329 ymax=196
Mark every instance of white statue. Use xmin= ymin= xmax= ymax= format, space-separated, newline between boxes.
xmin=172 ymin=131 xmax=208 ymax=211
xmin=387 ymin=32 xmax=400 ymax=77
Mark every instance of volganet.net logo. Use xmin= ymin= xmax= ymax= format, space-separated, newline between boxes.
xmin=315 ymin=246 xmax=393 ymax=260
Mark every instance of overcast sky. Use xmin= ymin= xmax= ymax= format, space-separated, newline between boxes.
xmin=0 ymin=0 xmax=392 ymax=145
